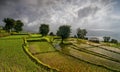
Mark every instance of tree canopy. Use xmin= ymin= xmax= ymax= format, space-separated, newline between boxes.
xmin=3 ymin=18 xmax=24 ymax=33
xmin=57 ymin=25 xmax=71 ymax=43
xmin=14 ymin=20 xmax=24 ymax=32
xmin=49 ymin=32 xmax=55 ymax=36
xmin=77 ymin=28 xmax=87 ymax=39
xmin=3 ymin=18 xmax=15 ymax=32
xmin=103 ymin=36 xmax=110 ymax=42
xmin=110 ymin=39 xmax=118 ymax=44
xmin=39 ymin=24 xmax=49 ymax=36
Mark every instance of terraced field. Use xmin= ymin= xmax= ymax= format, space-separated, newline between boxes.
xmin=0 ymin=35 xmax=47 ymax=72
xmin=1 ymin=34 xmax=120 ymax=72
xmin=68 ymin=43 xmax=120 ymax=71
xmin=86 ymin=47 xmax=120 ymax=61
xmin=29 ymin=42 xmax=56 ymax=54
xmin=28 ymin=41 xmax=112 ymax=72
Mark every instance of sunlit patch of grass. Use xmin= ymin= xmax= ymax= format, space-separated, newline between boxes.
xmin=28 ymin=34 xmax=42 ymax=38
xmin=28 ymin=42 xmax=56 ymax=54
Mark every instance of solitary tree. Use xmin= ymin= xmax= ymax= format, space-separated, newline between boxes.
xmin=103 ymin=36 xmax=110 ymax=42
xmin=77 ymin=28 xmax=87 ymax=39
xmin=39 ymin=24 xmax=49 ymax=36
xmin=3 ymin=18 xmax=15 ymax=32
xmin=14 ymin=20 xmax=24 ymax=32
xmin=57 ymin=25 xmax=71 ymax=43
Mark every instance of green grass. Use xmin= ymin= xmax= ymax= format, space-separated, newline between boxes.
xmin=28 ymin=42 xmax=56 ymax=54
xmin=28 ymin=34 xmax=42 ymax=38
xmin=0 ymin=34 xmax=119 ymax=72
xmin=1 ymin=35 xmax=29 ymax=39
xmin=0 ymin=36 xmax=47 ymax=72
xmin=0 ymin=32 xmax=10 ymax=37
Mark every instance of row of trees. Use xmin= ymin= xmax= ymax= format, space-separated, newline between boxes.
xmin=103 ymin=36 xmax=118 ymax=44
xmin=2 ymin=18 xmax=118 ymax=44
xmin=3 ymin=18 xmax=24 ymax=32
xmin=39 ymin=24 xmax=119 ymax=44
xmin=39 ymin=24 xmax=87 ymax=43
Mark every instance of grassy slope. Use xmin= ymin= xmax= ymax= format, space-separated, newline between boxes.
xmin=29 ymin=41 xmax=112 ymax=72
xmin=0 ymin=36 xmax=46 ymax=72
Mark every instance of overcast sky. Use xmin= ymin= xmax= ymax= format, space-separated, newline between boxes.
xmin=0 ymin=0 xmax=120 ymax=39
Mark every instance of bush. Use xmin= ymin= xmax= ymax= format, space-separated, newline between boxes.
xmin=110 ymin=39 xmax=118 ymax=44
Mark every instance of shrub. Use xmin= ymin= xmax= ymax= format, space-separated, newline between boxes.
xmin=110 ymin=39 xmax=118 ymax=44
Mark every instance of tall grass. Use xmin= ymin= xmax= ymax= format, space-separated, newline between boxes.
xmin=0 ymin=36 xmax=46 ymax=72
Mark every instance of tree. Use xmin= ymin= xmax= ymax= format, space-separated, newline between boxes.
xmin=74 ymin=35 xmax=77 ymax=38
xmin=57 ymin=25 xmax=71 ymax=43
xmin=14 ymin=20 xmax=24 ymax=32
xmin=49 ymin=32 xmax=54 ymax=36
xmin=39 ymin=24 xmax=49 ymax=36
xmin=103 ymin=36 xmax=110 ymax=42
xmin=77 ymin=28 xmax=87 ymax=39
xmin=110 ymin=39 xmax=118 ymax=44
xmin=3 ymin=18 xmax=15 ymax=32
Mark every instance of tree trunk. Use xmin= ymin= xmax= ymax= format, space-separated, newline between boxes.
xmin=61 ymin=37 xmax=64 ymax=44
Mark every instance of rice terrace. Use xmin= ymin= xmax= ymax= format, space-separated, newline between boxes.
xmin=0 ymin=0 xmax=120 ymax=72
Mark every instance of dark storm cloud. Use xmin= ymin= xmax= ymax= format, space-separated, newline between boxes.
xmin=0 ymin=0 xmax=119 ymax=34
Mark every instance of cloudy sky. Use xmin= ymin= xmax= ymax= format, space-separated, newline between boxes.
xmin=0 ymin=0 xmax=120 ymax=40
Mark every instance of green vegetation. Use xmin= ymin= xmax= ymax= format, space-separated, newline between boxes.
xmin=0 ymin=22 xmax=120 ymax=72
xmin=103 ymin=36 xmax=118 ymax=44
xmin=23 ymin=39 xmax=59 ymax=72
xmin=35 ymin=52 xmax=112 ymax=72
xmin=101 ymin=42 xmax=120 ymax=48
xmin=76 ymin=28 xmax=87 ymax=39
xmin=49 ymin=32 xmax=55 ymax=36
xmin=39 ymin=24 xmax=49 ymax=36
xmin=29 ymin=42 xmax=56 ymax=54
xmin=3 ymin=18 xmax=24 ymax=33
xmin=0 ymin=35 xmax=46 ymax=72
xmin=110 ymin=39 xmax=118 ymax=44
xmin=57 ymin=25 xmax=71 ymax=43
xmin=103 ymin=36 xmax=111 ymax=42
xmin=28 ymin=39 xmax=112 ymax=72
xmin=63 ymin=47 xmax=120 ymax=71
xmin=14 ymin=20 xmax=24 ymax=32
xmin=1 ymin=35 xmax=28 ymax=39
xmin=0 ymin=32 xmax=10 ymax=37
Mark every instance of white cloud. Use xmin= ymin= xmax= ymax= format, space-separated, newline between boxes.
xmin=89 ymin=29 xmax=112 ymax=32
